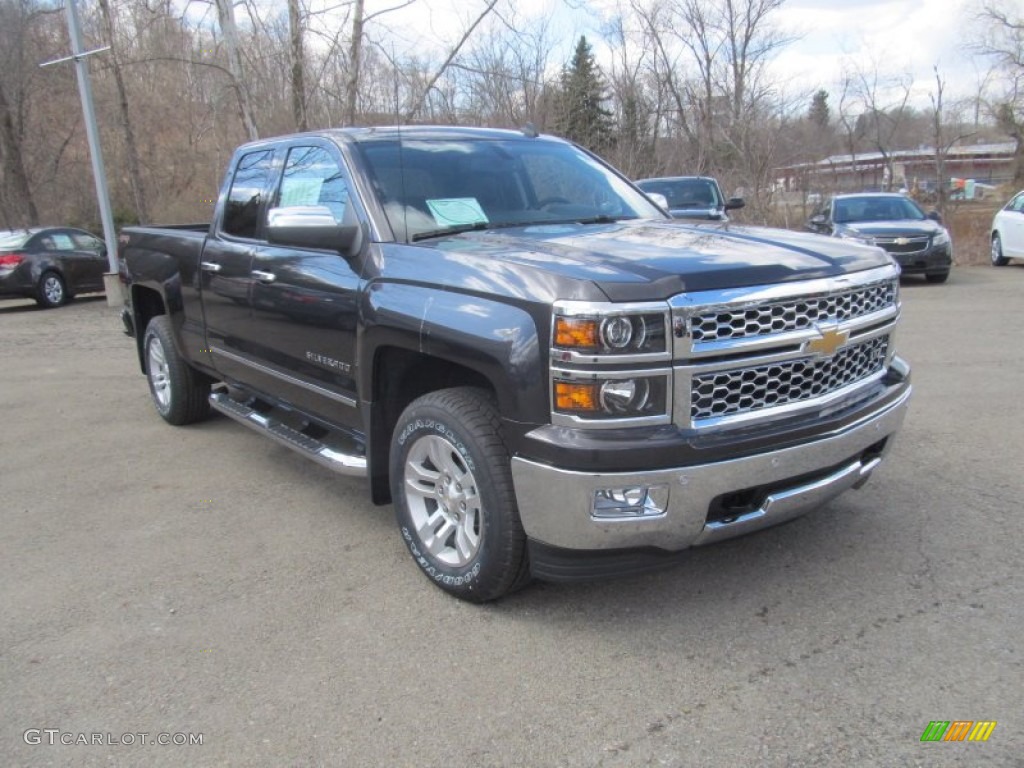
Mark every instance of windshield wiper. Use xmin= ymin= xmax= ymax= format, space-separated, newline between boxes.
xmin=411 ymin=215 xmax=631 ymax=242
xmin=411 ymin=221 xmax=492 ymax=242
xmin=570 ymin=214 xmax=632 ymax=225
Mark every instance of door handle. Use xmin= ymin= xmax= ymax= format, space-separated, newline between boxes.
xmin=251 ymin=270 xmax=276 ymax=283
xmin=200 ymin=261 xmax=223 ymax=273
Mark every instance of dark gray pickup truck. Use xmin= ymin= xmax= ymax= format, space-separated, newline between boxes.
xmin=119 ymin=126 xmax=911 ymax=601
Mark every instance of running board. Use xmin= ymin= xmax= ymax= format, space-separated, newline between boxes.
xmin=209 ymin=392 xmax=367 ymax=477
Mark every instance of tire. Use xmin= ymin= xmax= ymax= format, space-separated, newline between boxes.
xmin=390 ymin=387 xmax=530 ymax=602
xmin=35 ymin=271 xmax=67 ymax=308
xmin=142 ymin=316 xmax=211 ymax=425
xmin=925 ymin=271 xmax=949 ymax=284
xmin=991 ymin=233 xmax=1009 ymax=267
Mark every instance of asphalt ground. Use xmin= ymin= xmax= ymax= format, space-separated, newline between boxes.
xmin=2 ymin=266 xmax=1022 ymax=767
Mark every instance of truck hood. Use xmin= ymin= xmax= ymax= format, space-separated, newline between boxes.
xmin=669 ymin=207 xmax=725 ymax=221
xmin=430 ymin=220 xmax=893 ymax=301
xmin=840 ymin=219 xmax=944 ymax=238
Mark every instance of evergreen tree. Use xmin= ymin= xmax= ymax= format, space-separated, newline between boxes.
xmin=808 ymin=89 xmax=830 ymax=129
xmin=554 ymin=36 xmax=615 ymax=154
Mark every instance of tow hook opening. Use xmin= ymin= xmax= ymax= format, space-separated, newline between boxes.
xmin=705 ymin=438 xmax=889 ymax=524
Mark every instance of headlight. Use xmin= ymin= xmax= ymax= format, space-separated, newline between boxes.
xmin=836 ymin=227 xmax=875 ymax=246
xmin=551 ymin=302 xmax=672 ymax=426
xmin=553 ymin=374 xmax=669 ymax=422
xmin=932 ymin=230 xmax=950 ymax=246
xmin=553 ymin=311 xmax=667 ymax=356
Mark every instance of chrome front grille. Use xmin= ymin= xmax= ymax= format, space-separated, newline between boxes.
xmin=874 ymin=236 xmax=929 ymax=255
xmin=691 ymin=335 xmax=889 ymax=420
xmin=690 ymin=278 xmax=896 ymax=343
xmin=670 ymin=266 xmax=901 ymax=430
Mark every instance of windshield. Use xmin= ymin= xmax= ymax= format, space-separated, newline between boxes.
xmin=0 ymin=231 xmax=34 ymax=249
xmin=832 ymin=196 xmax=926 ymax=224
xmin=636 ymin=178 xmax=722 ymax=209
xmin=356 ymin=137 xmax=665 ymax=242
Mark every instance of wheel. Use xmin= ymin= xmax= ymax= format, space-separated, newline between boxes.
xmin=390 ymin=387 xmax=530 ymax=602
xmin=925 ymin=271 xmax=949 ymax=284
xmin=35 ymin=271 xmax=67 ymax=308
xmin=142 ymin=316 xmax=211 ymax=425
xmin=991 ymin=234 xmax=1009 ymax=266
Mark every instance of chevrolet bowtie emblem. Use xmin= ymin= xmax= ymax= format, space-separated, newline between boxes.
xmin=894 ymin=237 xmax=910 ymax=245
xmin=806 ymin=325 xmax=849 ymax=357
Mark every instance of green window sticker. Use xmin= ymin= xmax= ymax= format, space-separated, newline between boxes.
xmin=426 ymin=198 xmax=488 ymax=227
xmin=279 ymin=178 xmax=324 ymax=207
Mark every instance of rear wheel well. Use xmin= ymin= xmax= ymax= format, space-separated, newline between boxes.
xmin=369 ymin=347 xmax=494 ymax=505
xmin=131 ymin=286 xmax=166 ymax=372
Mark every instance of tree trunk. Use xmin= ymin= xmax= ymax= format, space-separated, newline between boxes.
xmin=288 ymin=0 xmax=307 ymax=131
xmin=0 ymin=82 xmax=39 ymax=227
xmin=344 ymin=0 xmax=364 ymax=126
xmin=214 ymin=0 xmax=259 ymax=140
xmin=97 ymin=0 xmax=149 ymax=222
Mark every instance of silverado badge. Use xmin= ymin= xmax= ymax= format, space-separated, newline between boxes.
xmin=806 ymin=325 xmax=849 ymax=358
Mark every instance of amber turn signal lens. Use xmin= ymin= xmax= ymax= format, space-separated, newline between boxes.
xmin=555 ymin=381 xmax=599 ymax=411
xmin=555 ymin=317 xmax=598 ymax=349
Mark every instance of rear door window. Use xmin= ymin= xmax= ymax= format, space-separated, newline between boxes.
xmin=71 ymin=232 xmax=103 ymax=251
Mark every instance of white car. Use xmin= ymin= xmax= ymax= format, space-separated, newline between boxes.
xmin=991 ymin=190 xmax=1024 ymax=266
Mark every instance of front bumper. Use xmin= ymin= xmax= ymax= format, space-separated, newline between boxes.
xmin=511 ymin=383 xmax=910 ymax=568
xmin=890 ymin=243 xmax=951 ymax=275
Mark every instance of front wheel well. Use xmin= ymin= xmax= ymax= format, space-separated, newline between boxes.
xmin=368 ymin=347 xmax=495 ymax=505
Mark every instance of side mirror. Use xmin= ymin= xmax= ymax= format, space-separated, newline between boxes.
xmin=808 ymin=213 xmax=826 ymax=229
xmin=646 ymin=192 xmax=670 ymax=213
xmin=266 ymin=204 xmax=362 ymax=253
xmin=926 ymin=210 xmax=942 ymax=225
xmin=724 ymin=197 xmax=745 ymax=211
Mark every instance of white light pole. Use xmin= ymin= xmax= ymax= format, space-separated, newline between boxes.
xmin=41 ymin=0 xmax=121 ymax=307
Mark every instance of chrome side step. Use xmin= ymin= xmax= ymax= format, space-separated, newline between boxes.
xmin=209 ymin=392 xmax=367 ymax=477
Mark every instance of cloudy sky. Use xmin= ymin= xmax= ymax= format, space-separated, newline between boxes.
xmin=335 ymin=0 xmax=992 ymax=108
xmin=768 ymin=0 xmax=986 ymax=104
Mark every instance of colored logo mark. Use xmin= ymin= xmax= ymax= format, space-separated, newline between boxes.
xmin=920 ymin=721 xmax=996 ymax=742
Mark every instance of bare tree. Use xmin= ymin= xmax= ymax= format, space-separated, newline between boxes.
xmin=288 ymin=0 xmax=307 ymax=131
xmin=405 ymin=0 xmax=499 ymax=122
xmin=454 ymin=10 xmax=554 ymax=128
xmin=971 ymin=1 xmax=1024 ymax=184
xmin=0 ymin=81 xmax=39 ymax=227
xmin=97 ymin=0 xmax=149 ymax=221
xmin=213 ymin=0 xmax=258 ymax=139
xmin=852 ymin=63 xmax=913 ymax=190
xmin=0 ymin=0 xmax=64 ymax=227
xmin=344 ymin=0 xmax=364 ymax=125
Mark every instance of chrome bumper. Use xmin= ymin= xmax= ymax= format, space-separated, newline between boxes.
xmin=511 ymin=386 xmax=910 ymax=552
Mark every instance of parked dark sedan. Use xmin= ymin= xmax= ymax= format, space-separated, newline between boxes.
xmin=806 ymin=193 xmax=952 ymax=283
xmin=635 ymin=175 xmax=745 ymax=221
xmin=0 ymin=227 xmax=107 ymax=307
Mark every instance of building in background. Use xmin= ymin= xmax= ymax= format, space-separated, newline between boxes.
xmin=776 ymin=142 xmax=1016 ymax=202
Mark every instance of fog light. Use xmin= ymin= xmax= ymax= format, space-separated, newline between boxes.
xmin=591 ymin=485 xmax=669 ymax=519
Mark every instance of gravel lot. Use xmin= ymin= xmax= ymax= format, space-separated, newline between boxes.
xmin=2 ymin=267 xmax=1022 ymax=767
